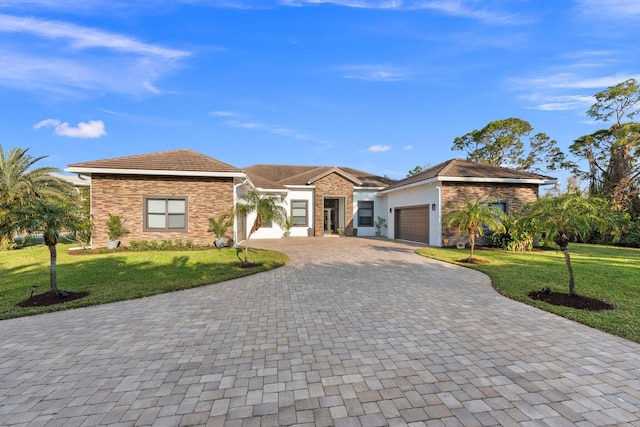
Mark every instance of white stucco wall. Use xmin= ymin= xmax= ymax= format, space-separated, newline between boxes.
xmin=384 ymin=182 xmax=442 ymax=246
xmin=353 ymin=189 xmax=388 ymax=237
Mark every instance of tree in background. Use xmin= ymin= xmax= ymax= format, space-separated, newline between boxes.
xmin=452 ymin=117 xmax=564 ymax=172
xmin=0 ymin=145 xmax=73 ymax=249
xmin=569 ymin=79 xmax=640 ymax=216
xmin=443 ymin=195 xmax=505 ymax=262
xmin=234 ymin=190 xmax=287 ymax=265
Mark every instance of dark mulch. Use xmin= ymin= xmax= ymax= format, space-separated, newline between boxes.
xmin=238 ymin=262 xmax=262 ymax=269
xmin=457 ymin=258 xmax=490 ymax=265
xmin=529 ymin=291 xmax=614 ymax=311
xmin=17 ymin=291 xmax=89 ymax=307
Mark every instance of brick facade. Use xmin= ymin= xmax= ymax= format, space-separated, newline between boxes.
xmin=91 ymin=174 xmax=234 ymax=248
xmin=313 ymin=173 xmax=355 ymax=236
xmin=441 ymin=182 xmax=540 ymax=246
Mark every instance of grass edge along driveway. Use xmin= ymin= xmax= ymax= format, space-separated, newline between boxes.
xmin=416 ymin=243 xmax=640 ymax=344
xmin=0 ymin=244 xmax=288 ymax=320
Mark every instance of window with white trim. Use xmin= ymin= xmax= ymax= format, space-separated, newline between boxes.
xmin=358 ymin=201 xmax=374 ymax=227
xmin=291 ymin=200 xmax=308 ymax=226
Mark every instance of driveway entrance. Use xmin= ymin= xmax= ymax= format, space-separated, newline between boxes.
xmin=1 ymin=237 xmax=639 ymax=426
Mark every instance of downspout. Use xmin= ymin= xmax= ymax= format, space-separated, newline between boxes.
xmin=233 ymin=176 xmax=248 ymax=248
xmin=429 ymin=181 xmax=443 ymax=247
xmin=436 ymin=183 xmax=442 ymax=247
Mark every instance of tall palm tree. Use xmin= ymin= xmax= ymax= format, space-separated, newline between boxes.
xmin=234 ymin=190 xmax=287 ymax=265
xmin=0 ymin=145 xmax=72 ymax=243
xmin=525 ymin=193 xmax=615 ymax=296
xmin=444 ymin=195 xmax=505 ymax=262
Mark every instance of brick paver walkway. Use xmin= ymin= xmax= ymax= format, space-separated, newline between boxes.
xmin=1 ymin=237 xmax=639 ymax=426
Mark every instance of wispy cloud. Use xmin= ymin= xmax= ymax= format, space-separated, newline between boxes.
xmin=0 ymin=14 xmax=190 ymax=97
xmin=211 ymin=110 xmax=241 ymax=117
xmin=281 ymin=0 xmax=527 ymax=25
xmin=334 ymin=64 xmax=409 ymax=81
xmin=34 ymin=119 xmax=107 ymax=138
xmin=577 ymin=0 xmax=640 ymax=18
xmin=403 ymin=145 xmax=413 ymax=150
xmin=523 ymin=95 xmax=595 ymax=112
xmin=513 ymin=72 xmax=640 ymax=90
xmin=365 ymin=144 xmax=391 ymax=152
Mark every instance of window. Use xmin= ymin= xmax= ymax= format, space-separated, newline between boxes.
xmin=145 ymin=197 xmax=187 ymax=231
xmin=358 ymin=201 xmax=374 ymax=227
xmin=262 ymin=219 xmax=273 ymax=228
xmin=482 ymin=201 xmax=507 ymax=233
xmin=291 ymin=200 xmax=308 ymax=226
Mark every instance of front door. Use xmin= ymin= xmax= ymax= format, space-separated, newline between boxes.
xmin=324 ymin=198 xmax=340 ymax=235
xmin=323 ymin=208 xmax=336 ymax=233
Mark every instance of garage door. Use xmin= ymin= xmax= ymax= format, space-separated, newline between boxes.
xmin=395 ymin=206 xmax=429 ymax=244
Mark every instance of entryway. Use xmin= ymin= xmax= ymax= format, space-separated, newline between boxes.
xmin=323 ymin=197 xmax=342 ymax=235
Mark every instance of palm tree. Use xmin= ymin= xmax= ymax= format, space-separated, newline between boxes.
xmin=524 ymin=193 xmax=615 ymax=296
xmin=15 ymin=199 xmax=82 ymax=294
xmin=444 ymin=195 xmax=505 ymax=262
xmin=234 ymin=190 xmax=287 ymax=265
xmin=0 ymin=145 xmax=72 ymax=244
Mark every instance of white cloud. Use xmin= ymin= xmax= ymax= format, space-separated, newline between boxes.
xmin=365 ymin=144 xmax=391 ymax=152
xmin=403 ymin=145 xmax=413 ymax=150
xmin=224 ymin=119 xmax=313 ymax=141
xmin=34 ymin=119 xmax=107 ymax=138
xmin=577 ymin=0 xmax=640 ymax=17
xmin=281 ymin=0 xmax=526 ymax=24
xmin=0 ymin=14 xmax=190 ymax=97
xmin=524 ymin=95 xmax=595 ymax=112
xmin=211 ymin=111 xmax=240 ymax=117
xmin=335 ymin=64 xmax=409 ymax=82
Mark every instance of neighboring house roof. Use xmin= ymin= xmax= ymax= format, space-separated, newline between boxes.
xmin=244 ymin=164 xmax=394 ymax=188
xmin=66 ymin=149 xmax=245 ymax=178
xmin=382 ymin=158 xmax=557 ymax=193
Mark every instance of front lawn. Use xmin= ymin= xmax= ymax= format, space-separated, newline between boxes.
xmin=416 ymin=244 xmax=640 ymax=343
xmin=0 ymin=244 xmax=288 ymax=320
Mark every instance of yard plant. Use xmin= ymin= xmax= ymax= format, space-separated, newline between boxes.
xmin=0 ymin=244 xmax=288 ymax=320
xmin=416 ymin=243 xmax=640 ymax=343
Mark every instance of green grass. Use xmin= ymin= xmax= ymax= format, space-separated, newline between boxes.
xmin=416 ymin=244 xmax=640 ymax=343
xmin=0 ymin=244 xmax=288 ymax=320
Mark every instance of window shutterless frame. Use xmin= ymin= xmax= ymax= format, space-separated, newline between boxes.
xmin=358 ymin=200 xmax=374 ymax=227
xmin=290 ymin=200 xmax=308 ymax=226
xmin=144 ymin=196 xmax=188 ymax=232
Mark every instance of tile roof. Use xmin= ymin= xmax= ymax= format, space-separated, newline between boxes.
xmin=67 ymin=149 xmax=242 ymax=174
xmin=243 ymin=164 xmax=394 ymax=188
xmin=384 ymin=158 xmax=556 ymax=191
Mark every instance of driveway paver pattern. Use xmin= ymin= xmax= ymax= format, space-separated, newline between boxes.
xmin=1 ymin=237 xmax=639 ymax=426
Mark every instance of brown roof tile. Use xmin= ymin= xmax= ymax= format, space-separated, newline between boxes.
xmin=68 ymin=149 xmax=241 ymax=173
xmin=244 ymin=164 xmax=393 ymax=188
xmin=384 ymin=158 xmax=556 ymax=191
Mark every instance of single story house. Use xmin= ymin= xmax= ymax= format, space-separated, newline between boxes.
xmin=66 ymin=149 xmax=556 ymax=248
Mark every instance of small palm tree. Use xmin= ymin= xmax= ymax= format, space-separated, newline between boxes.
xmin=207 ymin=212 xmax=234 ymax=248
xmin=525 ymin=193 xmax=615 ymax=296
xmin=444 ymin=195 xmax=505 ymax=262
xmin=234 ymin=190 xmax=287 ymax=265
xmin=15 ymin=199 xmax=82 ymax=294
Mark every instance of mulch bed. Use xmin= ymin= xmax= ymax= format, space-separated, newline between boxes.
xmin=457 ymin=258 xmax=490 ymax=265
xmin=17 ymin=291 xmax=89 ymax=307
xmin=529 ymin=291 xmax=614 ymax=311
xmin=238 ymin=262 xmax=262 ymax=269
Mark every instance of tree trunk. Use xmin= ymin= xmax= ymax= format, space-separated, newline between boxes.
xmin=48 ymin=243 xmax=59 ymax=294
xmin=468 ymin=224 xmax=476 ymax=261
xmin=561 ymin=246 xmax=575 ymax=296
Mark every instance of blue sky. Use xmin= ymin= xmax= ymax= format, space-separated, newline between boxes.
xmin=1 ymin=0 xmax=639 ymax=183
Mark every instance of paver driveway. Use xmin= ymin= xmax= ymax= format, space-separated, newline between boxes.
xmin=1 ymin=237 xmax=639 ymax=426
